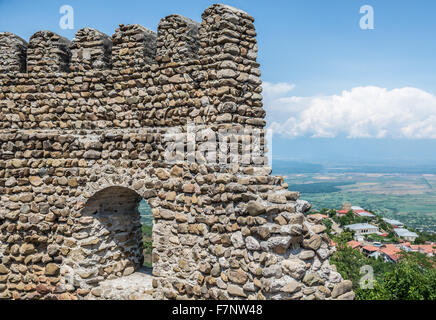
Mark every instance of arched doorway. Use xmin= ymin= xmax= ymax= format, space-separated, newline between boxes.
xmin=76 ymin=186 xmax=154 ymax=299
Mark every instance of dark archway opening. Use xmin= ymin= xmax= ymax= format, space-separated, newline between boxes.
xmin=78 ymin=186 xmax=154 ymax=299
xmin=80 ymin=186 xmax=154 ymax=279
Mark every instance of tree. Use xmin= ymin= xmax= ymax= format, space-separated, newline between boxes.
xmin=414 ymin=232 xmax=436 ymax=244
xmin=356 ymin=279 xmax=390 ymax=300
xmin=330 ymin=232 xmax=367 ymax=289
xmin=320 ymin=208 xmax=329 ymax=215
xmin=323 ymin=219 xmax=333 ymax=236
xmin=331 ymin=231 xmax=436 ymax=300
xmin=382 ymin=252 xmax=436 ymax=300
xmin=327 ymin=209 xmax=337 ymax=218
xmin=357 ymin=252 xmax=436 ymax=300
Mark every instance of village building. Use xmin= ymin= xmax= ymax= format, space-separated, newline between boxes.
xmin=344 ymin=223 xmax=379 ymax=237
xmin=336 ymin=209 xmax=349 ymax=217
xmin=401 ymin=243 xmax=436 ymax=257
xmin=342 ymin=203 xmax=352 ymax=211
xmin=362 ymin=245 xmax=381 ymax=259
xmin=383 ymin=218 xmax=405 ymax=228
xmin=394 ymin=228 xmax=419 ymax=242
xmin=380 ymin=244 xmax=402 ymax=263
xmin=347 ymin=240 xmax=362 ymax=249
xmin=354 ymin=210 xmax=376 ymax=218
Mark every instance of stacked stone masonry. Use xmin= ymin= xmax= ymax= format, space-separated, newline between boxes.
xmin=0 ymin=4 xmax=354 ymax=300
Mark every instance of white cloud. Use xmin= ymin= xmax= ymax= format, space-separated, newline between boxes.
xmin=263 ymin=82 xmax=296 ymax=96
xmin=263 ymin=83 xmax=436 ymax=139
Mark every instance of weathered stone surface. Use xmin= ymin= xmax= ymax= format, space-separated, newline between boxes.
xmin=303 ymin=235 xmax=322 ymax=251
xmin=155 ymin=168 xmax=170 ymax=180
xmin=246 ymin=201 xmax=266 ymax=216
xmin=281 ymin=279 xmax=302 ymax=293
xmin=311 ymin=225 xmax=327 ymax=234
xmin=267 ymin=236 xmax=292 ymax=254
xmin=302 ymin=273 xmax=324 ymax=286
xmin=83 ymin=150 xmax=101 ymax=159
xmin=227 ymin=284 xmax=247 ymax=297
xmin=19 ymin=244 xmax=35 ymax=255
xmin=0 ymin=265 xmax=9 ymax=275
xmin=262 ymin=265 xmax=282 ymax=278
xmin=245 ymin=236 xmax=260 ymax=251
xmin=298 ymin=250 xmax=315 ymax=260
xmin=45 ymin=263 xmax=60 ymax=276
xmin=267 ymin=193 xmax=287 ymax=204
xmin=231 ymin=231 xmax=245 ymax=249
xmin=337 ymin=291 xmax=355 ymax=300
xmin=227 ymin=269 xmax=248 ymax=284
xmin=29 ymin=176 xmax=43 ymax=186
xmin=281 ymin=259 xmax=306 ymax=280
xmin=331 ymin=280 xmax=353 ymax=299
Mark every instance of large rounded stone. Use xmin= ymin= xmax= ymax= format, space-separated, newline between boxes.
xmin=45 ymin=263 xmax=60 ymax=276
xmin=227 ymin=269 xmax=248 ymax=284
xmin=303 ymin=234 xmax=322 ymax=251
xmin=245 ymin=236 xmax=260 ymax=250
xmin=331 ymin=280 xmax=353 ymax=299
xmin=281 ymin=259 xmax=306 ymax=280
xmin=227 ymin=284 xmax=247 ymax=297
xmin=29 ymin=176 xmax=43 ymax=187
xmin=246 ymin=201 xmax=266 ymax=216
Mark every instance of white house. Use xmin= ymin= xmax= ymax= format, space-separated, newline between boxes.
xmin=394 ymin=228 xmax=418 ymax=242
xmin=351 ymin=206 xmax=364 ymax=211
xmin=383 ymin=218 xmax=404 ymax=227
xmin=344 ymin=223 xmax=379 ymax=236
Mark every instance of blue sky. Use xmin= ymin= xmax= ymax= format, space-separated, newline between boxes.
xmin=1 ymin=0 xmax=436 ymax=166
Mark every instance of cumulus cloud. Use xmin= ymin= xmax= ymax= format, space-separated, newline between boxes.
xmin=263 ymin=82 xmax=296 ymax=96
xmin=263 ymin=82 xmax=436 ymax=139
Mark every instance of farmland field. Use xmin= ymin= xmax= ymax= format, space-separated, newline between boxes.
xmin=284 ymin=173 xmax=436 ymax=233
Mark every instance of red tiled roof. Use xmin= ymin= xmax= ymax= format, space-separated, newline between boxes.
xmin=362 ymin=245 xmax=379 ymax=252
xmin=420 ymin=245 xmax=434 ymax=254
xmin=380 ymin=245 xmax=401 ymax=262
xmin=347 ymin=240 xmax=362 ymax=249
xmin=336 ymin=210 xmax=349 ymax=214
xmin=410 ymin=244 xmax=434 ymax=254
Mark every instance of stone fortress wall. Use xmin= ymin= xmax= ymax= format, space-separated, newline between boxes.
xmin=0 ymin=4 xmax=354 ymax=300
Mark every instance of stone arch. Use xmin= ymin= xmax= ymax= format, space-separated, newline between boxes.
xmin=60 ymin=183 xmax=157 ymax=298
xmin=80 ymin=186 xmax=144 ymax=273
